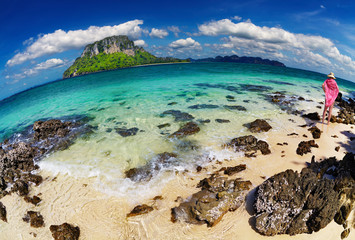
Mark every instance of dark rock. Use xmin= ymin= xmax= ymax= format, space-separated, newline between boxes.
xmin=50 ymin=223 xmax=80 ymax=240
xmin=33 ymin=119 xmax=71 ymax=141
xmin=245 ymin=119 xmax=272 ymax=133
xmin=302 ymin=112 xmax=321 ymax=121
xmin=198 ymin=119 xmax=211 ymax=124
xmin=335 ymin=146 xmax=340 ymax=152
xmin=162 ymin=110 xmax=194 ymax=122
xmin=254 ymin=168 xmax=339 ymax=236
xmin=127 ymin=204 xmax=154 ymax=217
xmin=308 ymin=126 xmax=322 ymax=139
xmin=287 ymin=133 xmax=298 ymax=136
xmin=23 ymin=211 xmax=45 ymax=228
xmin=125 ymin=152 xmax=178 ymax=182
xmin=341 ymin=229 xmax=350 ymax=239
xmin=296 ymin=140 xmax=319 ymax=155
xmin=168 ymin=102 xmax=178 ymax=106
xmin=196 ymin=166 xmax=202 ymax=172
xmin=12 ymin=180 xmax=29 ymax=196
xmin=24 ymin=195 xmax=42 ymax=206
xmin=115 ymin=127 xmax=139 ymax=137
xmin=223 ymin=105 xmax=247 ymax=111
xmin=227 ymin=135 xmax=271 ymax=156
xmin=226 ymin=95 xmax=235 ymax=100
xmin=223 ymin=164 xmax=246 ymax=176
xmin=172 ymin=174 xmax=252 ymax=227
xmin=157 ymin=123 xmax=171 ymax=129
xmin=0 ymin=202 xmax=7 ymax=222
xmin=215 ymin=119 xmax=230 ymax=123
xmin=21 ymin=173 xmax=43 ymax=186
xmin=188 ymin=104 xmax=219 ymax=109
xmin=169 ymin=122 xmax=200 ymax=138
xmin=335 ymin=204 xmax=351 ymax=225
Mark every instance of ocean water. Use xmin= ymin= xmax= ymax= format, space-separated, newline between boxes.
xmin=1 ymin=63 xmax=354 ymax=197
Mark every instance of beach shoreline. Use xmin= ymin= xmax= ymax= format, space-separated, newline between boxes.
xmin=0 ymin=108 xmax=354 ymax=239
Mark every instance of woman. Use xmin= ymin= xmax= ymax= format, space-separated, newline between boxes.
xmin=322 ymin=72 xmax=339 ymax=125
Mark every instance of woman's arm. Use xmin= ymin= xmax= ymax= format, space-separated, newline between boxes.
xmin=322 ymin=83 xmax=325 ymax=93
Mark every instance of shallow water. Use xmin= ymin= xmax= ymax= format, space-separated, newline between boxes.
xmin=1 ymin=62 xmax=354 ymax=198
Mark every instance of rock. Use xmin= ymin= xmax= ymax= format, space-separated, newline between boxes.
xmin=223 ymin=164 xmax=246 ymax=176
xmin=335 ymin=204 xmax=351 ymax=225
xmin=198 ymin=119 xmax=211 ymax=124
xmin=24 ymin=195 xmax=42 ymax=206
xmin=115 ymin=127 xmax=139 ymax=137
xmin=308 ymin=126 xmax=321 ymax=139
xmin=12 ymin=180 xmax=29 ymax=196
xmin=226 ymin=95 xmax=235 ymax=100
xmin=50 ymin=223 xmax=80 ymax=240
xmin=21 ymin=173 xmax=43 ymax=186
xmin=296 ymin=140 xmax=319 ymax=155
xmin=215 ymin=119 xmax=230 ymax=123
xmin=169 ymin=122 xmax=200 ymax=138
xmin=341 ymin=229 xmax=350 ymax=239
xmin=125 ymin=152 xmax=178 ymax=181
xmin=188 ymin=104 xmax=219 ymax=109
xmin=33 ymin=119 xmax=71 ymax=141
xmin=196 ymin=166 xmax=202 ymax=172
xmin=335 ymin=146 xmax=340 ymax=152
xmin=1 ymin=142 xmax=38 ymax=172
xmin=223 ymin=105 xmax=247 ymax=111
xmin=23 ymin=211 xmax=45 ymax=228
xmin=127 ymin=204 xmax=154 ymax=217
xmin=246 ymin=119 xmax=272 ymax=133
xmin=172 ymin=174 xmax=252 ymax=227
xmin=254 ymin=168 xmax=339 ymax=236
xmin=168 ymin=102 xmax=177 ymax=106
xmin=0 ymin=202 xmax=7 ymax=222
xmin=162 ymin=110 xmax=194 ymax=122
xmin=157 ymin=123 xmax=171 ymax=129
xmin=302 ymin=112 xmax=321 ymax=121
xmin=227 ymin=135 xmax=271 ymax=155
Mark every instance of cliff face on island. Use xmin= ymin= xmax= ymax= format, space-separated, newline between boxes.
xmin=63 ymin=35 xmax=188 ymax=79
xmin=192 ymin=55 xmax=285 ymax=67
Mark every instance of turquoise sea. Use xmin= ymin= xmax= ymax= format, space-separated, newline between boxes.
xmin=1 ymin=63 xmax=354 ymax=197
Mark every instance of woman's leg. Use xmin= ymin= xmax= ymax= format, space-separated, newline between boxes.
xmin=322 ymin=105 xmax=328 ymax=124
xmin=327 ymin=103 xmax=334 ymax=123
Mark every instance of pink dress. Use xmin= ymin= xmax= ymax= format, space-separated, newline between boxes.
xmin=323 ymin=78 xmax=339 ymax=107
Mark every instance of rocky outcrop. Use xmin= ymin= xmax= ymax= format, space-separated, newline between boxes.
xmin=127 ymin=204 xmax=154 ymax=217
xmin=253 ymin=153 xmax=355 ymax=237
xmin=169 ymin=122 xmax=200 ymax=138
xmin=23 ymin=211 xmax=45 ymax=228
xmin=245 ymin=119 xmax=272 ymax=133
xmin=227 ymin=135 xmax=271 ymax=156
xmin=50 ymin=223 xmax=80 ymax=240
xmin=302 ymin=112 xmax=321 ymax=121
xmin=331 ymin=95 xmax=355 ymax=125
xmin=0 ymin=202 xmax=7 ymax=222
xmin=172 ymin=174 xmax=252 ymax=227
xmin=296 ymin=140 xmax=319 ymax=155
xmin=115 ymin=127 xmax=139 ymax=137
xmin=125 ymin=152 xmax=178 ymax=181
xmin=308 ymin=126 xmax=321 ymax=139
xmin=192 ymin=55 xmax=285 ymax=67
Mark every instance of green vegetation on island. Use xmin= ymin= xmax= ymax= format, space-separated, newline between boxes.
xmin=63 ymin=35 xmax=189 ymax=79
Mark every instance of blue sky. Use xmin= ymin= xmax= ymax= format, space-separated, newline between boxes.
xmin=1 ymin=0 xmax=355 ymax=100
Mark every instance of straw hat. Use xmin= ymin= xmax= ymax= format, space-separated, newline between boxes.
xmin=327 ymin=72 xmax=336 ymax=79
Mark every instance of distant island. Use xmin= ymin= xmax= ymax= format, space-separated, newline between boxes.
xmin=63 ymin=35 xmax=189 ymax=79
xmin=191 ymin=55 xmax=285 ymax=67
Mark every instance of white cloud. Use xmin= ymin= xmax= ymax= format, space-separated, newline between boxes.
xmin=232 ymin=16 xmax=242 ymax=21
xmin=6 ymin=58 xmax=66 ymax=81
xmin=134 ymin=40 xmax=147 ymax=47
xmin=7 ymin=20 xmax=144 ymax=66
xmin=169 ymin=37 xmax=201 ymax=49
xmin=320 ymin=5 xmax=325 ymax=9
xmin=168 ymin=26 xmax=181 ymax=37
xmin=149 ymin=28 xmax=169 ymax=39
xmin=198 ymin=19 xmax=355 ymax=75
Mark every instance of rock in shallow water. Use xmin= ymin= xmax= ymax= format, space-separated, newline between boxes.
xmin=50 ymin=223 xmax=80 ymax=240
xmin=245 ymin=119 xmax=272 ymax=133
xmin=172 ymin=174 xmax=252 ymax=227
xmin=169 ymin=122 xmax=200 ymax=138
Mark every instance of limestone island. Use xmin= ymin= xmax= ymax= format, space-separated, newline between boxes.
xmin=63 ymin=35 xmax=189 ymax=78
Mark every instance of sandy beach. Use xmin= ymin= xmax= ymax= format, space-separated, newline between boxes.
xmin=0 ymin=108 xmax=354 ymax=240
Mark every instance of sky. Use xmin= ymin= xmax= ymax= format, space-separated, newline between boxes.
xmin=1 ymin=0 xmax=355 ymax=100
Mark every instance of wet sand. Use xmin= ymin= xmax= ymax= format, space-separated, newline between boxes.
xmin=0 ymin=112 xmax=354 ymax=240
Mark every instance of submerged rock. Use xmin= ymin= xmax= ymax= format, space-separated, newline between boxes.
xmin=0 ymin=202 xmax=7 ymax=222
xmin=308 ymin=126 xmax=322 ymax=139
xmin=50 ymin=223 xmax=80 ymax=240
xmin=223 ymin=105 xmax=247 ymax=111
xmin=127 ymin=204 xmax=154 ymax=217
xmin=227 ymin=135 xmax=271 ymax=155
xmin=296 ymin=140 xmax=319 ymax=155
xmin=172 ymin=174 xmax=252 ymax=227
xmin=169 ymin=122 xmax=200 ymax=138
xmin=215 ymin=119 xmax=230 ymax=123
xmin=245 ymin=119 xmax=272 ymax=133
xmin=125 ymin=152 xmax=178 ymax=182
xmin=23 ymin=211 xmax=45 ymax=228
xmin=115 ymin=127 xmax=139 ymax=137
xmin=188 ymin=104 xmax=219 ymax=109
xmin=162 ymin=110 xmax=194 ymax=122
